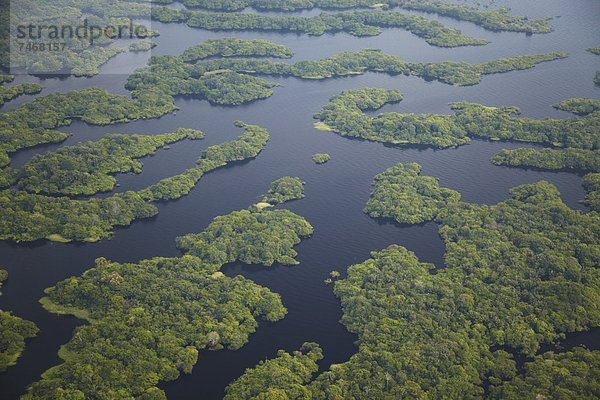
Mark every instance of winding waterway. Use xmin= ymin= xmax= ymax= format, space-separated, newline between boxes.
xmin=1 ymin=0 xmax=599 ymax=398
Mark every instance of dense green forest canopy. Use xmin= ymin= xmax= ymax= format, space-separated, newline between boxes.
xmin=315 ymin=88 xmax=599 ymax=150
xmin=152 ymin=8 xmax=488 ymax=46
xmin=228 ymin=170 xmax=600 ymax=398
xmin=583 ymin=173 xmax=600 ymax=211
xmin=489 ymin=98 xmax=600 ymax=213
xmin=0 ymin=269 xmax=39 ymax=372
xmin=125 ymin=47 xmax=564 ymax=127
xmin=181 ymin=38 xmax=293 ymax=62
xmin=364 ymin=162 xmax=461 ymax=224
xmin=260 ymin=176 xmax=305 ymax=205
xmin=23 ymin=186 xmax=314 ymax=399
xmin=0 ymin=123 xmax=269 ymax=242
xmin=26 ymin=255 xmax=286 ymax=399
xmin=0 ymin=87 xmax=175 ymax=168
xmin=491 ymin=148 xmax=600 ymax=173
xmin=18 ymin=129 xmax=204 ymax=196
xmin=555 ymin=98 xmax=600 ymax=115
xmin=0 ymin=82 xmax=42 ymax=106
xmin=176 ymin=208 xmax=313 ymax=266
xmin=148 ymin=0 xmax=552 ymax=34
xmin=224 ymin=342 xmax=323 ymax=400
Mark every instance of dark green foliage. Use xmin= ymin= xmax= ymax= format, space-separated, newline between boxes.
xmin=583 ymin=173 xmax=600 ymax=211
xmin=150 ymin=0 xmax=551 ymax=34
xmin=232 ymin=173 xmax=600 ymax=398
xmin=316 ymin=89 xmax=599 ymax=150
xmin=0 ymin=269 xmax=39 ymax=372
xmin=0 ymin=87 xmax=175 ymax=168
xmin=490 ymin=347 xmax=600 ymax=399
xmin=18 ymin=129 xmax=203 ymax=196
xmin=176 ymin=209 xmax=313 ymax=266
xmin=262 ymin=176 xmax=305 ymax=205
xmin=224 ymin=342 xmax=323 ymax=400
xmin=491 ymin=148 xmax=600 ymax=173
xmin=0 ymin=123 xmax=269 ymax=242
xmin=312 ymin=153 xmax=330 ymax=164
xmin=0 ymin=83 xmax=43 ymax=106
xmin=185 ymin=49 xmax=564 ymax=84
xmin=0 ymin=190 xmax=158 ymax=243
xmin=181 ymin=38 xmax=293 ymax=62
xmin=595 ymin=71 xmax=600 ymax=86
xmin=25 ymin=255 xmax=287 ymax=399
xmin=127 ymin=45 xmax=564 ymax=114
xmin=555 ymin=98 xmax=600 ymax=115
xmin=364 ymin=162 xmax=460 ymax=224
xmin=0 ymin=167 xmax=18 ymax=188
xmin=153 ymin=8 xmax=488 ymax=46
xmin=315 ymin=88 xmax=471 ymax=148
xmin=196 ymin=71 xmax=276 ymax=105
xmin=25 ymin=185 xmax=314 ymax=398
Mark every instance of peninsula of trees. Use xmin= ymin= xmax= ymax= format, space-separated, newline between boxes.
xmin=152 ymin=9 xmax=488 ymax=46
xmin=18 ymin=129 xmax=204 ymax=196
xmin=0 ymin=123 xmax=269 ymax=242
xmin=314 ymin=88 xmax=598 ymax=149
xmin=0 ymin=87 xmax=176 ymax=168
xmin=23 ymin=180 xmax=313 ymax=399
xmin=0 ymin=82 xmax=43 ymax=107
xmin=150 ymin=0 xmax=552 ymax=34
xmin=226 ymin=165 xmax=600 ymax=398
xmin=126 ymin=40 xmax=565 ymax=113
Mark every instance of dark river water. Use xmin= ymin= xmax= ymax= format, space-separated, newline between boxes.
xmin=1 ymin=0 xmax=599 ymax=398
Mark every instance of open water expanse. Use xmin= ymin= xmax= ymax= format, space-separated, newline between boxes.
xmin=1 ymin=0 xmax=599 ymax=398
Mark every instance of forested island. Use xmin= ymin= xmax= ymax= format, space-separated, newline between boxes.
xmin=0 ymin=122 xmax=269 ymax=242
xmin=152 ymin=8 xmax=488 ymax=46
xmin=126 ymin=39 xmax=565 ymax=110
xmin=150 ymin=0 xmax=552 ymax=34
xmin=0 ymin=270 xmax=38 ymax=373
xmin=0 ymin=79 xmax=42 ymax=107
xmin=314 ymin=88 xmax=598 ymax=149
xmin=17 ymin=129 xmax=204 ymax=196
xmin=312 ymin=153 xmax=331 ymax=164
xmin=490 ymin=98 xmax=600 ymax=211
xmin=0 ymin=87 xmax=176 ymax=168
xmin=226 ymin=164 xmax=600 ymax=398
xmin=22 ymin=178 xmax=313 ymax=399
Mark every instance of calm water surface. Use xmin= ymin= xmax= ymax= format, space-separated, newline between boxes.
xmin=1 ymin=0 xmax=599 ymax=398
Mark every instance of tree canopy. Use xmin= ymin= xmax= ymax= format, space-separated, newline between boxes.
xmin=227 ymin=167 xmax=600 ymax=399
xmin=315 ymin=89 xmax=599 ymax=150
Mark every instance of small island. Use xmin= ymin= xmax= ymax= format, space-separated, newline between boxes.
xmin=312 ymin=153 xmax=330 ymax=164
